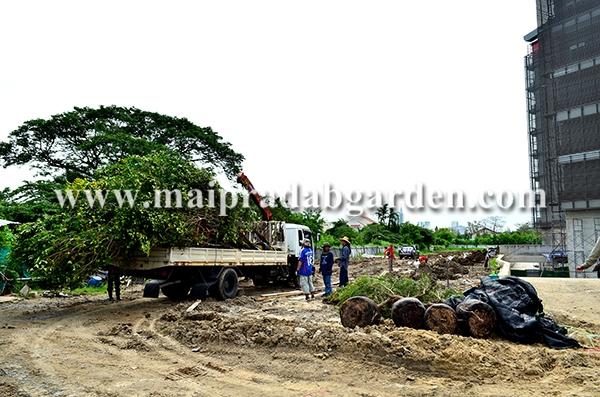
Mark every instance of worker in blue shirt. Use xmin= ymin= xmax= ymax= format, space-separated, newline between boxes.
xmin=319 ymin=243 xmax=334 ymax=296
xmin=297 ymin=238 xmax=315 ymax=300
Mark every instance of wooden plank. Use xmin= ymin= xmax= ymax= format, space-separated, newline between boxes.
xmin=185 ymin=300 xmax=202 ymax=313
xmin=255 ymin=281 xmax=342 ymax=301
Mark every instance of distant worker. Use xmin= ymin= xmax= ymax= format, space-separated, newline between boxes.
xmin=384 ymin=244 xmax=395 ymax=272
xmin=297 ymin=238 xmax=316 ymax=300
xmin=338 ymin=236 xmax=352 ymax=287
xmin=107 ymin=265 xmax=121 ymax=301
xmin=319 ymin=243 xmax=334 ymax=296
xmin=576 ymin=237 xmax=600 ymax=277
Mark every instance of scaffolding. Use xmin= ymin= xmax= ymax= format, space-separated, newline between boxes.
xmin=526 ymin=0 xmax=600 ymax=254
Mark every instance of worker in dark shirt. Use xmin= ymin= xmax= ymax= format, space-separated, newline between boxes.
xmin=107 ymin=265 xmax=121 ymax=301
xmin=319 ymin=243 xmax=334 ymax=296
xmin=338 ymin=236 xmax=351 ymax=287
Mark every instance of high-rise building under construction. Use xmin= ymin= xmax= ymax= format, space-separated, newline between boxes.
xmin=525 ymin=0 xmax=600 ymax=275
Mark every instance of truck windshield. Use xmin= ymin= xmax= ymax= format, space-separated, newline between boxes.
xmin=303 ymin=231 xmax=312 ymax=244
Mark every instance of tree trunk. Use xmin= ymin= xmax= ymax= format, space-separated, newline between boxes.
xmin=391 ymin=298 xmax=425 ymax=329
xmin=340 ymin=296 xmax=382 ymax=328
xmin=456 ymin=299 xmax=496 ymax=338
xmin=424 ymin=303 xmax=458 ymax=334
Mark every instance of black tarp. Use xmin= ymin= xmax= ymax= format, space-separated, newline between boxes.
xmin=446 ymin=276 xmax=580 ymax=349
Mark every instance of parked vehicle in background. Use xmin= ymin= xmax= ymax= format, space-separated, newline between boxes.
xmin=543 ymin=249 xmax=568 ymax=265
xmin=398 ymin=245 xmax=419 ymax=260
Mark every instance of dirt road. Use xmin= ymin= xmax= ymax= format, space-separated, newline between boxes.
xmin=1 ymin=276 xmax=600 ymax=396
xmin=526 ymin=278 xmax=600 ymax=327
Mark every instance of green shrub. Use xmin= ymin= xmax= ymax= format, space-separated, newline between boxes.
xmin=328 ymin=274 xmax=459 ymax=317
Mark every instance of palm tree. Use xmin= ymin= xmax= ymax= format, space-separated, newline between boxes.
xmin=387 ymin=207 xmax=399 ymax=229
xmin=375 ymin=204 xmax=389 ymax=225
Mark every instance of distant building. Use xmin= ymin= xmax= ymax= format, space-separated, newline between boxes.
xmin=417 ymin=221 xmax=431 ymax=229
xmin=451 ymin=221 xmax=467 ymax=235
xmin=472 ymin=227 xmax=499 ymax=237
xmin=347 ymin=215 xmax=377 ymax=230
xmin=396 ymin=208 xmax=404 ymax=225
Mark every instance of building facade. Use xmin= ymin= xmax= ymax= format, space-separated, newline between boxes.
xmin=525 ymin=0 xmax=600 ymax=276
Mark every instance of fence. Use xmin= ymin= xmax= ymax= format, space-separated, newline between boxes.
xmin=313 ymin=246 xmax=385 ymax=259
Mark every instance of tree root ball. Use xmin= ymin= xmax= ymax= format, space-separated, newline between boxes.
xmin=456 ymin=299 xmax=496 ymax=339
xmin=391 ymin=298 xmax=425 ymax=329
xmin=339 ymin=296 xmax=382 ymax=328
xmin=424 ymin=303 xmax=458 ymax=334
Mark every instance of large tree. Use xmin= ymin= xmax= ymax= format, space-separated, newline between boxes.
xmin=0 ymin=106 xmax=244 ymax=180
xmin=10 ymin=152 xmax=257 ymax=289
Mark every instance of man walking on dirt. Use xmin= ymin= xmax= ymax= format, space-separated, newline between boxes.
xmin=107 ymin=265 xmax=121 ymax=301
xmin=338 ymin=236 xmax=351 ymax=287
xmin=384 ymin=244 xmax=395 ymax=272
xmin=576 ymin=237 xmax=600 ymax=277
xmin=319 ymin=243 xmax=334 ymax=296
xmin=297 ymin=239 xmax=315 ymax=300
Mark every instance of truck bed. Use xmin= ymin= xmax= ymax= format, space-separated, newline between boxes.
xmin=128 ymin=247 xmax=288 ymax=271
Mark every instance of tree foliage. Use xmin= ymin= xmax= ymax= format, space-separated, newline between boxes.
xmin=9 ymin=152 xmax=256 ymax=289
xmin=0 ymin=180 xmax=64 ymax=223
xmin=325 ymin=219 xmax=358 ymax=241
xmin=270 ymin=199 xmax=325 ymax=237
xmin=0 ymin=106 xmax=244 ymax=180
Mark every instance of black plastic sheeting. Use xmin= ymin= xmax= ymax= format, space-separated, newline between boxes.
xmin=446 ymin=276 xmax=580 ymax=349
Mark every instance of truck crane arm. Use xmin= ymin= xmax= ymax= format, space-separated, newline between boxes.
xmin=236 ymin=172 xmax=273 ymax=221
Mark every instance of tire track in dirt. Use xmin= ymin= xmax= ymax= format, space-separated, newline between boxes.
xmin=4 ymin=298 xmax=319 ymax=396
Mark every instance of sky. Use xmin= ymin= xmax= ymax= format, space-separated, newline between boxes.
xmin=0 ymin=0 xmax=538 ymax=229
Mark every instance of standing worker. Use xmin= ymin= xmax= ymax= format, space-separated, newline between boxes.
xmin=107 ymin=265 xmax=121 ymax=301
xmin=384 ymin=244 xmax=395 ymax=272
xmin=319 ymin=243 xmax=334 ymax=296
xmin=338 ymin=236 xmax=352 ymax=287
xmin=297 ymin=238 xmax=315 ymax=300
xmin=576 ymin=237 xmax=600 ymax=277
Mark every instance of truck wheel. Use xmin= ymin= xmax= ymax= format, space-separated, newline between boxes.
xmin=161 ymin=283 xmax=190 ymax=301
xmin=216 ymin=268 xmax=239 ymax=300
xmin=143 ymin=280 xmax=161 ymax=298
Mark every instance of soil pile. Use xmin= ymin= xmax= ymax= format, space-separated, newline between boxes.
xmin=156 ymin=298 xmax=600 ymax=388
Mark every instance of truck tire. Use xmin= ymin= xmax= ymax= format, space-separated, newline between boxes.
xmin=143 ymin=280 xmax=161 ymax=298
xmin=216 ymin=268 xmax=239 ymax=300
xmin=161 ymin=282 xmax=190 ymax=301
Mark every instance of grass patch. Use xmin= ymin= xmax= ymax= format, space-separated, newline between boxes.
xmin=68 ymin=285 xmax=107 ymax=296
xmin=329 ymin=274 xmax=460 ymax=317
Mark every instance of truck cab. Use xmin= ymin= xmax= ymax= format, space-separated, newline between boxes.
xmin=285 ymin=223 xmax=313 ymax=258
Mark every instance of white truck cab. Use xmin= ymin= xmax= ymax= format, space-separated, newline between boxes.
xmin=284 ymin=223 xmax=313 ymax=257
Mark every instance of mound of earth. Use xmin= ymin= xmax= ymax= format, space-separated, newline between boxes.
xmin=156 ymin=299 xmax=600 ymax=390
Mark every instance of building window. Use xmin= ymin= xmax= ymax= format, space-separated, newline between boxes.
xmin=566 ymin=64 xmax=579 ymax=74
xmin=571 ymin=107 xmax=582 ymax=118
xmin=557 ymin=111 xmax=569 ymax=121
xmin=583 ymin=104 xmax=597 ymax=116
xmin=556 ymin=102 xmax=600 ymax=122
xmin=581 ymin=59 xmax=594 ymax=70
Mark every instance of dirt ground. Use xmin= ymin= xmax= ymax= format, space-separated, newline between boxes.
xmin=1 ymin=257 xmax=600 ymax=397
